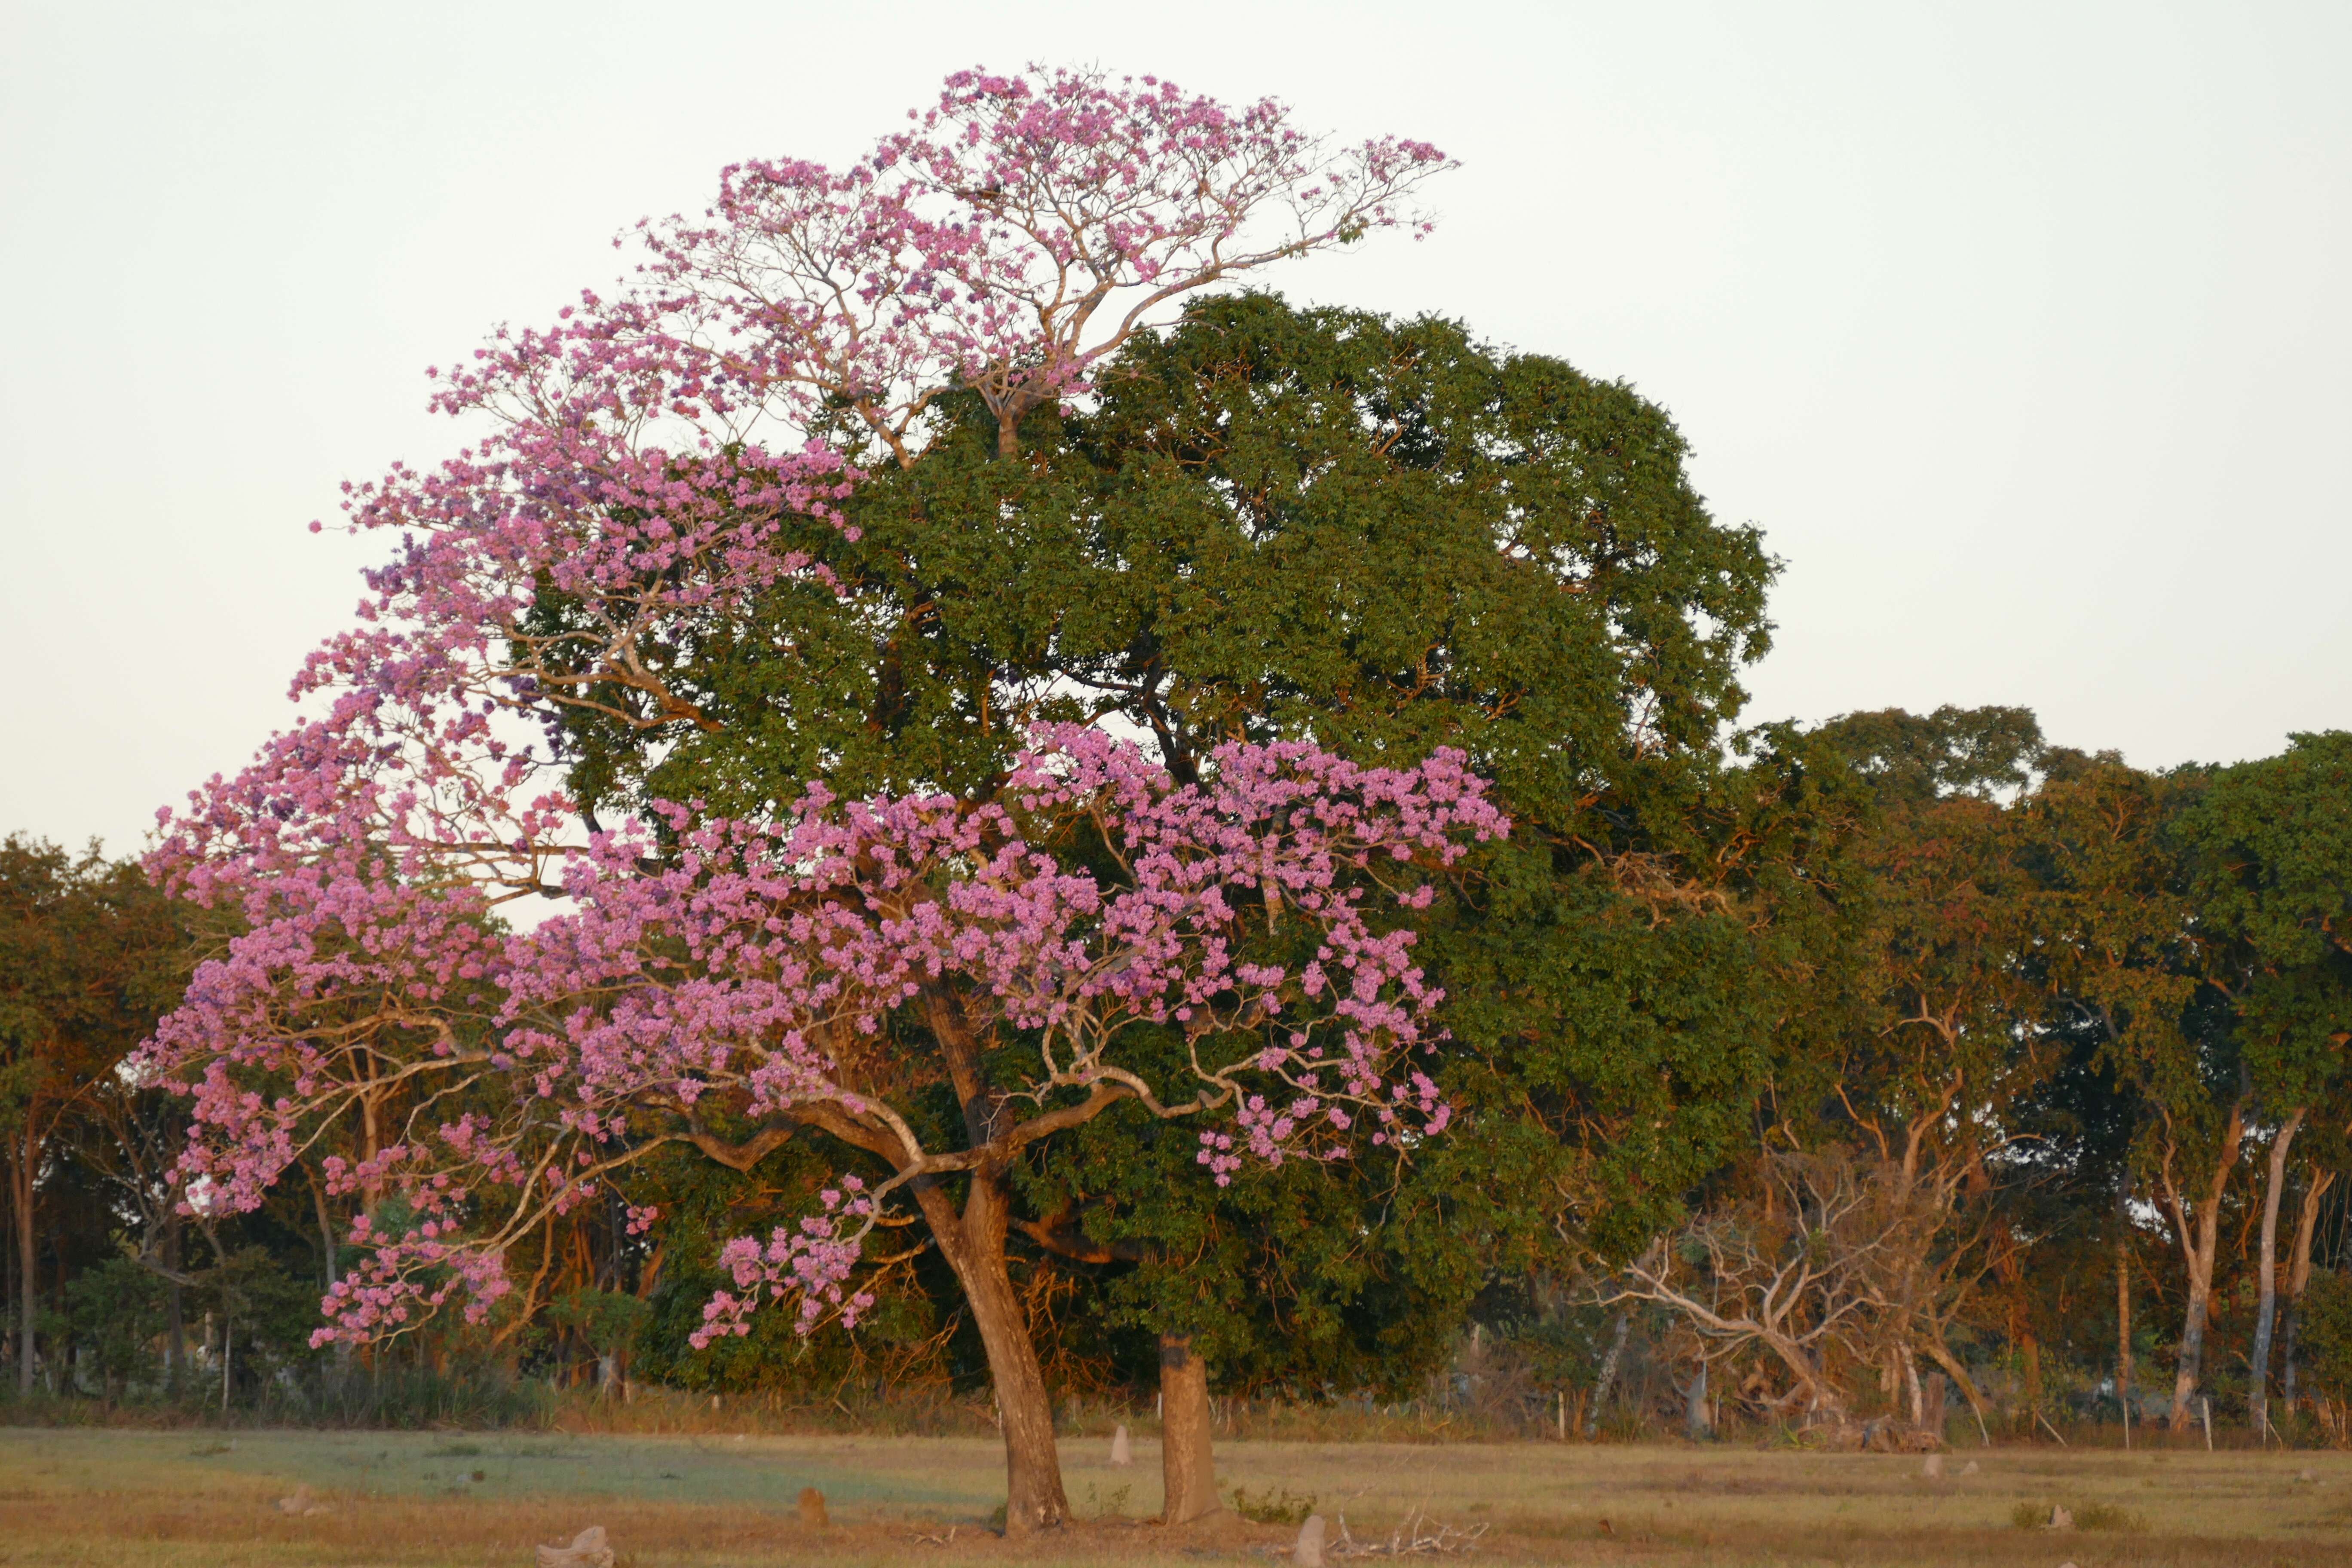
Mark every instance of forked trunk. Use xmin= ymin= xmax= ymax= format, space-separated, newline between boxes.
xmin=910 ymin=989 xmax=1070 ymax=1532
xmin=2283 ymin=1169 xmax=2336 ymax=1415
xmin=1159 ymin=1334 xmax=1221 ymax=1524
xmin=915 ymin=1168 xmax=1068 ymax=1533
xmin=2248 ymin=1106 xmax=2305 ymax=1433
xmin=2166 ymin=1094 xmax=2249 ymax=1432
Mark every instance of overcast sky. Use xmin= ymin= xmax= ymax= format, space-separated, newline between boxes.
xmin=4 ymin=1 xmax=2346 ymax=856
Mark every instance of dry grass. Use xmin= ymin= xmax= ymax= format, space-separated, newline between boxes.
xmin=5 ymin=1424 xmax=2352 ymax=1566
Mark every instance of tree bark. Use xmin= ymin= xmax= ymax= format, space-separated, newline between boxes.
xmin=163 ymin=1209 xmax=186 ymax=1382
xmin=888 ymin=987 xmax=1071 ymax=1531
xmin=2165 ymin=1093 xmax=2249 ymax=1431
xmin=1686 ymin=1361 xmax=1712 ymax=1440
xmin=2248 ymin=1106 xmax=2305 ymax=1433
xmin=912 ymin=1165 xmax=1067 ymax=1533
xmin=2284 ymin=1168 xmax=2336 ymax=1416
xmin=311 ymin=1169 xmax=339 ymax=1293
xmin=1159 ymin=1333 xmax=1222 ymax=1524
xmin=1585 ymin=1309 xmax=1630 ymax=1438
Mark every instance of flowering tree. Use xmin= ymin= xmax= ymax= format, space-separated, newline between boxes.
xmin=147 ymin=729 xmax=1498 ymax=1523
xmin=139 ymin=66 xmax=1463 ymax=1529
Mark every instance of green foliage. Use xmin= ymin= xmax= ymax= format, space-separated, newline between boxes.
xmin=2296 ymin=1270 xmax=2352 ymax=1403
xmin=2180 ymin=731 xmax=2352 ymax=1108
xmin=1228 ymin=1483 xmax=1319 ymax=1525
xmin=204 ymin=1244 xmax=334 ymax=1363
xmin=548 ymin=1288 xmax=651 ymax=1357
xmin=64 ymin=1256 xmax=168 ymax=1396
xmin=542 ymin=290 xmax=1807 ymax=1395
xmin=1812 ymin=705 xmax=2046 ymax=806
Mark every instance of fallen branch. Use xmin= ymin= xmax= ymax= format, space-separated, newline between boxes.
xmin=1327 ymin=1506 xmax=1489 ymax=1556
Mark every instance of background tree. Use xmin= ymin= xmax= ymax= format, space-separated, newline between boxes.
xmin=0 ymin=837 xmax=187 ymax=1393
xmin=2178 ymin=732 xmax=2352 ymax=1432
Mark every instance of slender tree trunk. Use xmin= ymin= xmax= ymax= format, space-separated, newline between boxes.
xmin=2284 ymin=1169 xmax=2337 ymax=1417
xmin=914 ymin=1168 xmax=1067 ymax=1534
xmin=163 ymin=1210 xmax=186 ymax=1383
xmin=2248 ymin=1106 xmax=2306 ymax=1433
xmin=1585 ymin=1310 xmax=1630 ymax=1438
xmin=1159 ymin=1334 xmax=1221 ymax=1524
xmin=12 ymin=1133 xmax=34 ymax=1395
xmin=2020 ymin=1335 xmax=2043 ymax=1435
xmin=2114 ymin=1185 xmax=2133 ymax=1420
xmin=311 ymin=1170 xmax=338 ymax=1292
xmin=2166 ymin=1095 xmax=2250 ymax=1431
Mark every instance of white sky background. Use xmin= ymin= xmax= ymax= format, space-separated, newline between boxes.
xmin=3 ymin=0 xmax=2346 ymax=856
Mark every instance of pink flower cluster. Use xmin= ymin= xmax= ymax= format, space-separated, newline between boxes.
xmin=696 ymin=1178 xmax=879 ymax=1346
xmin=136 ymin=66 xmax=1469 ymax=1350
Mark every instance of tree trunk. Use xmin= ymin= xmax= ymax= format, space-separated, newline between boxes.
xmin=12 ymin=1133 xmax=34 ymax=1395
xmin=2284 ymin=1168 xmax=2337 ymax=1417
xmin=1585 ymin=1310 xmax=1630 ymax=1438
xmin=163 ymin=1210 xmax=186 ymax=1382
xmin=2114 ymin=1184 xmax=2132 ymax=1421
xmin=2248 ymin=1106 xmax=2305 ymax=1433
xmin=1686 ymin=1361 xmax=1712 ymax=1440
xmin=1159 ymin=1334 xmax=1222 ymax=1524
xmin=914 ymin=1168 xmax=1067 ymax=1534
xmin=2166 ymin=1094 xmax=2249 ymax=1431
xmin=312 ymin=1170 xmax=339 ymax=1293
xmin=906 ymin=991 xmax=1070 ymax=1533
xmin=2170 ymin=1261 xmax=2214 ymax=1431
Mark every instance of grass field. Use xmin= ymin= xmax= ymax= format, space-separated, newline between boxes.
xmin=4 ymin=1425 xmax=2352 ymax=1566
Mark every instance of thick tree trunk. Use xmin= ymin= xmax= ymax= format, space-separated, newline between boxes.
xmin=12 ymin=1134 xmax=34 ymax=1394
xmin=2248 ymin=1106 xmax=2305 ymax=1433
xmin=909 ymin=989 xmax=1070 ymax=1533
xmin=2171 ymin=1271 xmax=2214 ymax=1432
xmin=1159 ymin=1334 xmax=1221 ymax=1524
xmin=914 ymin=1166 xmax=1067 ymax=1534
xmin=2166 ymin=1095 xmax=2249 ymax=1432
xmin=956 ymin=1229 xmax=1064 ymax=1531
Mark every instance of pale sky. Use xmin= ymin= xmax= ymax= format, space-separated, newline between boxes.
xmin=4 ymin=1 xmax=2346 ymax=856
